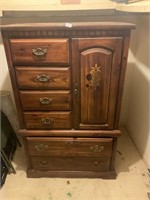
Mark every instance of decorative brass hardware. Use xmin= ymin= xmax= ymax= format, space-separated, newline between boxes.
xmin=74 ymin=83 xmax=78 ymax=95
xmin=41 ymin=160 xmax=48 ymax=165
xmin=36 ymin=74 xmax=50 ymax=82
xmin=90 ymin=145 xmax=104 ymax=153
xmin=86 ymin=64 xmax=102 ymax=89
xmin=41 ymin=118 xmax=54 ymax=125
xmin=32 ymin=48 xmax=47 ymax=57
xmin=74 ymin=89 xmax=78 ymax=95
xmin=39 ymin=97 xmax=53 ymax=105
xmin=93 ymin=161 xmax=103 ymax=166
xmin=35 ymin=144 xmax=48 ymax=151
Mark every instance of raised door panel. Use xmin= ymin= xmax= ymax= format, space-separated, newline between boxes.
xmin=30 ymin=156 xmax=110 ymax=171
xmin=81 ymin=48 xmax=112 ymax=124
xmin=72 ymin=38 xmax=123 ymax=130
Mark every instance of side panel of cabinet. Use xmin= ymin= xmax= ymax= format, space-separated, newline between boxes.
xmin=72 ymin=38 xmax=123 ymax=130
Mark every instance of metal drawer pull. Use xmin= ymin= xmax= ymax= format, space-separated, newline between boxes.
xmin=35 ymin=144 xmax=48 ymax=151
xmin=74 ymin=83 xmax=78 ymax=95
xmin=94 ymin=161 xmax=99 ymax=166
xmin=40 ymin=97 xmax=53 ymax=105
xmin=90 ymin=145 xmax=104 ymax=152
xmin=93 ymin=161 xmax=103 ymax=166
xmin=32 ymin=48 xmax=47 ymax=57
xmin=36 ymin=74 xmax=50 ymax=82
xmin=41 ymin=118 xmax=54 ymax=125
xmin=41 ymin=160 xmax=48 ymax=165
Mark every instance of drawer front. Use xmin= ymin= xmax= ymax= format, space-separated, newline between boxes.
xmin=16 ymin=67 xmax=70 ymax=89
xmin=20 ymin=91 xmax=71 ymax=111
xmin=27 ymin=137 xmax=113 ymax=157
xmin=10 ymin=38 xmax=69 ymax=64
xmin=30 ymin=156 xmax=110 ymax=171
xmin=23 ymin=112 xmax=72 ymax=129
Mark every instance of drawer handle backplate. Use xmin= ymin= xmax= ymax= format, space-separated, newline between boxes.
xmin=35 ymin=144 xmax=48 ymax=151
xmin=36 ymin=74 xmax=50 ymax=82
xmin=40 ymin=97 xmax=53 ymax=105
xmin=41 ymin=118 xmax=54 ymax=125
xmin=90 ymin=145 xmax=104 ymax=153
xmin=32 ymin=48 xmax=47 ymax=57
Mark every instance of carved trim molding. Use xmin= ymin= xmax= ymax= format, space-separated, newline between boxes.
xmin=7 ymin=30 xmax=129 ymax=38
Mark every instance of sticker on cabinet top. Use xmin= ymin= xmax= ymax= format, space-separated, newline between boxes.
xmin=65 ymin=23 xmax=73 ymax=28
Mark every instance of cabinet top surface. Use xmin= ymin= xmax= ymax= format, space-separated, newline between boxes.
xmin=0 ymin=22 xmax=136 ymax=31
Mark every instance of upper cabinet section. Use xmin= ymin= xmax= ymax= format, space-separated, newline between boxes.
xmin=9 ymin=38 xmax=69 ymax=65
xmin=1 ymin=22 xmax=135 ymax=130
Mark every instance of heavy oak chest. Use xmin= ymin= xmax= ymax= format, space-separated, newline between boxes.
xmin=1 ymin=22 xmax=135 ymax=178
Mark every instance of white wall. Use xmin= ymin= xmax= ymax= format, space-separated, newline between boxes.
xmin=0 ymin=32 xmax=13 ymax=91
xmin=0 ymin=14 xmax=149 ymax=167
xmin=125 ymin=15 xmax=150 ymax=168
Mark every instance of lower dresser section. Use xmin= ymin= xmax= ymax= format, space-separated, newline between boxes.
xmin=25 ymin=136 xmax=117 ymax=179
xmin=30 ymin=156 xmax=110 ymax=171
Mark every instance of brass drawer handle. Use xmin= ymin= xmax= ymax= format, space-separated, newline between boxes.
xmin=93 ymin=161 xmax=103 ymax=166
xmin=40 ymin=97 xmax=53 ymax=105
xmin=90 ymin=145 xmax=104 ymax=153
xmin=36 ymin=74 xmax=50 ymax=82
xmin=35 ymin=144 xmax=48 ymax=151
xmin=32 ymin=48 xmax=47 ymax=57
xmin=41 ymin=118 xmax=54 ymax=125
xmin=41 ymin=160 xmax=48 ymax=165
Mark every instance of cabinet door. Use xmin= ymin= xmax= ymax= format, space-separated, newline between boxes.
xmin=72 ymin=37 xmax=123 ymax=130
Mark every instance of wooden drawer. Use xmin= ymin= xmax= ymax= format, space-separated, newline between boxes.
xmin=23 ymin=111 xmax=72 ymax=129
xmin=16 ymin=67 xmax=70 ymax=89
xmin=30 ymin=156 xmax=110 ymax=171
xmin=10 ymin=38 xmax=69 ymax=64
xmin=20 ymin=91 xmax=71 ymax=111
xmin=27 ymin=137 xmax=113 ymax=157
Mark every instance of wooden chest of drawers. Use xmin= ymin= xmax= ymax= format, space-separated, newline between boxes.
xmin=1 ymin=22 xmax=135 ymax=178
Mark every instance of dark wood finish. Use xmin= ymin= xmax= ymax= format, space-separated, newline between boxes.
xmin=72 ymin=37 xmax=122 ymax=130
xmin=16 ymin=67 xmax=70 ymax=89
xmin=110 ymin=137 xmax=118 ymax=170
xmin=27 ymin=169 xmax=116 ymax=179
xmin=30 ymin=156 xmax=110 ymax=171
xmin=114 ymin=32 xmax=131 ymax=128
xmin=18 ymin=129 xmax=121 ymax=138
xmin=19 ymin=90 xmax=71 ymax=111
xmin=23 ymin=111 xmax=72 ymax=129
xmin=10 ymin=38 xmax=69 ymax=65
xmin=26 ymin=137 xmax=113 ymax=157
xmin=1 ymin=22 xmax=135 ymax=179
xmin=18 ymin=129 xmax=121 ymax=137
xmin=1 ymin=22 xmax=135 ymax=31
